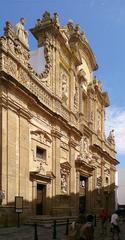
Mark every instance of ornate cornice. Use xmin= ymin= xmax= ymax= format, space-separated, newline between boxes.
xmin=51 ymin=129 xmax=62 ymax=139
xmin=90 ymin=144 xmax=119 ymax=166
xmin=75 ymin=157 xmax=94 ymax=177
xmin=0 ymin=94 xmax=32 ymax=121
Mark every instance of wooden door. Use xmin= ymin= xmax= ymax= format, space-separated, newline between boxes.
xmin=36 ymin=184 xmax=46 ymax=215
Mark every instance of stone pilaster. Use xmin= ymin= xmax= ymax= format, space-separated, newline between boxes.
xmin=86 ymin=176 xmax=92 ymax=212
xmin=101 ymin=159 xmax=105 ymax=207
xmin=7 ymin=109 xmax=17 ymax=204
xmin=70 ymin=66 xmax=76 ymax=112
xmin=69 ymin=138 xmax=77 ymax=214
xmin=76 ymin=171 xmax=80 ymax=215
xmin=19 ymin=115 xmax=29 ymax=203
xmin=32 ymin=180 xmax=37 ymax=214
xmin=51 ymin=129 xmax=61 ymax=212
xmin=1 ymin=107 xmax=7 ymax=205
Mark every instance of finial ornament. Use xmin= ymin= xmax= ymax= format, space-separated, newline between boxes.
xmin=53 ymin=12 xmax=60 ymax=26
xmin=42 ymin=11 xmax=51 ymax=21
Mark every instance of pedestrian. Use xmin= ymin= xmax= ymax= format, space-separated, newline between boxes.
xmin=111 ymin=210 xmax=120 ymax=239
xmin=79 ymin=215 xmax=94 ymax=240
xmin=99 ymin=208 xmax=108 ymax=234
xmin=69 ymin=214 xmax=86 ymax=240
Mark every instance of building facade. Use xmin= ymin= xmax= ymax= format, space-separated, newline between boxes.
xmin=0 ymin=12 xmax=118 ymax=224
xmin=117 ymin=169 xmax=125 ymax=207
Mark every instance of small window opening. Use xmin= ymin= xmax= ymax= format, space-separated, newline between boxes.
xmin=36 ymin=146 xmax=46 ymax=160
xmin=106 ymin=177 xmax=109 ymax=184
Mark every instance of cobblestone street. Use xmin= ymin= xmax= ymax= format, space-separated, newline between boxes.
xmin=0 ymin=220 xmax=125 ymax=240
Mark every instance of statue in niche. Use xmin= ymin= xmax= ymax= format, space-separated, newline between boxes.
xmin=62 ymin=73 xmax=68 ymax=104
xmin=97 ymin=112 xmax=101 ymax=134
xmin=107 ymin=129 xmax=115 ymax=144
xmin=78 ymin=69 xmax=87 ymax=91
xmin=61 ymin=174 xmax=67 ymax=193
xmin=15 ymin=17 xmax=28 ymax=47
xmin=83 ymin=137 xmax=89 ymax=153
xmin=79 ymin=137 xmax=89 ymax=159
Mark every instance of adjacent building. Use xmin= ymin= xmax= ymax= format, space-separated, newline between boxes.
xmin=0 ymin=12 xmax=118 ymax=224
xmin=117 ymin=169 xmax=125 ymax=208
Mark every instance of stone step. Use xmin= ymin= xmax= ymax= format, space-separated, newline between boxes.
xmin=26 ymin=215 xmax=77 ymax=227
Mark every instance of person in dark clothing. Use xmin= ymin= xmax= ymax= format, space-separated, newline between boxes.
xmin=79 ymin=215 xmax=94 ymax=240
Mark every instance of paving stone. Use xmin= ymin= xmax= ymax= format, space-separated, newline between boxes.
xmin=0 ymin=221 xmax=125 ymax=239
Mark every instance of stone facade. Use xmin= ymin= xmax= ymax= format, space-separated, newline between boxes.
xmin=0 ymin=12 xmax=118 ymax=224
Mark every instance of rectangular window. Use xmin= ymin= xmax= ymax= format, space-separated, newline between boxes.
xmin=36 ymin=146 xmax=46 ymax=160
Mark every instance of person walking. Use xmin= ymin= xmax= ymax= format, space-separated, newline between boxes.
xmin=99 ymin=208 xmax=108 ymax=235
xmin=69 ymin=214 xmax=94 ymax=240
xmin=69 ymin=214 xmax=86 ymax=240
xmin=111 ymin=210 xmax=120 ymax=240
xmin=79 ymin=215 xmax=94 ymax=240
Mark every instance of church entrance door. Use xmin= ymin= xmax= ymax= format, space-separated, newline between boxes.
xmin=36 ymin=183 xmax=46 ymax=215
xmin=79 ymin=176 xmax=87 ymax=214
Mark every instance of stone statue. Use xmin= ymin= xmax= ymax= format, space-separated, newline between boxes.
xmin=15 ymin=17 xmax=28 ymax=47
xmin=62 ymin=73 xmax=68 ymax=104
xmin=74 ymin=82 xmax=78 ymax=107
xmin=42 ymin=11 xmax=51 ymax=21
xmin=61 ymin=174 xmax=67 ymax=193
xmin=97 ymin=112 xmax=101 ymax=134
xmin=84 ymin=137 xmax=89 ymax=153
xmin=107 ymin=129 xmax=115 ymax=144
xmin=53 ymin=12 xmax=60 ymax=26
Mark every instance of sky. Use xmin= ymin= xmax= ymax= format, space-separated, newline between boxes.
xmin=0 ymin=0 xmax=125 ymax=168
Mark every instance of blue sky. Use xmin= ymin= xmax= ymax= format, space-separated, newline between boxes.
xmin=0 ymin=0 xmax=125 ymax=168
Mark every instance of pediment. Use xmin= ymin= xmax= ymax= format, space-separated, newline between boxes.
xmin=30 ymin=129 xmax=51 ymax=142
xmin=60 ymin=161 xmax=71 ymax=170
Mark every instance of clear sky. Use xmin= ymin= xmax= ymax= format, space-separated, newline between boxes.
xmin=0 ymin=0 xmax=125 ymax=168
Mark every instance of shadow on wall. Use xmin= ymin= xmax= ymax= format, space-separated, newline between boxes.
xmin=0 ymin=182 xmax=116 ymax=227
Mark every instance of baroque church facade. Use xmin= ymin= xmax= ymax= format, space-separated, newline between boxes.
xmin=0 ymin=12 xmax=118 ymax=223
